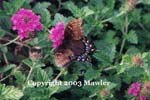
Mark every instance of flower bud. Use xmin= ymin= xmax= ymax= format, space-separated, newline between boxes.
xmin=124 ymin=0 xmax=137 ymax=12
xmin=132 ymin=55 xmax=143 ymax=66
xmin=100 ymin=88 xmax=110 ymax=99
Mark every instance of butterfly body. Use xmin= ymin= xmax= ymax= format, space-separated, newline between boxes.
xmin=54 ymin=19 xmax=95 ymax=67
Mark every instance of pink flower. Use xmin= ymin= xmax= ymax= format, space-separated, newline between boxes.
xmin=128 ymin=82 xmax=141 ymax=96
xmin=49 ymin=22 xmax=65 ymax=49
xmin=11 ymin=8 xmax=43 ymax=40
xmin=137 ymin=97 xmax=147 ymax=100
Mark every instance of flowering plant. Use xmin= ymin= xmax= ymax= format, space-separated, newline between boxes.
xmin=0 ymin=0 xmax=150 ymax=100
xmin=11 ymin=8 xmax=43 ymax=40
xmin=49 ymin=22 xmax=65 ymax=48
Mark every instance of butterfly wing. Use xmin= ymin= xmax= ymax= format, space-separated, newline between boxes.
xmin=76 ymin=54 xmax=91 ymax=62
xmin=54 ymin=46 xmax=75 ymax=67
xmin=54 ymin=18 xmax=95 ymax=67
xmin=54 ymin=18 xmax=85 ymax=67
xmin=82 ymin=37 xmax=96 ymax=54
xmin=64 ymin=18 xmax=83 ymax=40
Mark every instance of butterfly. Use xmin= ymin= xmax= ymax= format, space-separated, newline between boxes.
xmin=54 ymin=18 xmax=95 ymax=67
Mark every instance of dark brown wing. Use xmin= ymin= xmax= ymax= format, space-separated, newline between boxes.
xmin=54 ymin=18 xmax=84 ymax=67
xmin=64 ymin=18 xmax=83 ymax=40
xmin=68 ymin=40 xmax=85 ymax=56
xmin=54 ymin=18 xmax=95 ymax=67
xmin=54 ymin=45 xmax=75 ymax=67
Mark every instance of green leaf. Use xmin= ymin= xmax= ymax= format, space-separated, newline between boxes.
xmin=129 ymin=9 xmax=141 ymax=23
xmin=123 ymin=74 xmax=132 ymax=84
xmin=93 ymin=41 xmax=116 ymax=66
xmin=81 ymin=6 xmax=94 ymax=18
xmin=48 ymin=86 xmax=60 ymax=97
xmin=0 ymin=84 xmax=23 ymax=100
xmin=57 ymin=85 xmax=71 ymax=93
xmin=84 ymin=67 xmax=100 ymax=80
xmin=34 ymin=68 xmax=49 ymax=82
xmin=116 ymin=64 xmax=128 ymax=75
xmin=107 ymin=75 xmax=121 ymax=91
xmin=11 ymin=69 xmax=26 ymax=84
xmin=33 ymin=2 xmax=51 ymax=27
xmin=64 ymin=74 xmax=78 ymax=81
xmin=0 ymin=16 xmax=12 ymax=31
xmin=104 ymin=30 xmax=119 ymax=45
xmin=3 ymin=0 xmax=24 ymax=15
xmin=0 ymin=64 xmax=16 ymax=74
xmin=1 ymin=47 xmax=8 ymax=53
xmin=126 ymin=47 xmax=140 ymax=55
xmin=105 ymin=0 xmax=115 ymax=11
xmin=45 ymin=67 xmax=53 ymax=80
xmin=24 ymin=0 xmax=33 ymax=4
xmin=23 ymin=59 xmax=33 ymax=68
xmin=24 ymin=86 xmax=59 ymax=99
xmin=0 ymin=28 xmax=6 ymax=38
xmin=140 ymin=0 xmax=150 ymax=4
xmin=126 ymin=30 xmax=138 ymax=44
xmin=63 ymin=2 xmax=94 ymax=18
xmin=125 ymin=67 xmax=144 ymax=77
xmin=63 ymin=1 xmax=81 ymax=17
xmin=107 ymin=82 xmax=117 ymax=90
xmin=121 ymin=55 xmax=133 ymax=64
xmin=142 ymin=14 xmax=150 ymax=28
xmin=52 ymin=13 xmax=70 ymax=25
xmin=88 ymin=0 xmax=103 ymax=12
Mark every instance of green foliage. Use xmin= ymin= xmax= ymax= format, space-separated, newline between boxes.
xmin=52 ymin=13 xmax=70 ymax=25
xmin=1 ymin=0 xmax=24 ymax=15
xmin=0 ymin=0 xmax=150 ymax=100
xmin=141 ymin=0 xmax=150 ymax=4
xmin=125 ymin=30 xmax=138 ymax=44
xmin=24 ymin=86 xmax=59 ymax=99
xmin=12 ymin=69 xmax=26 ymax=84
xmin=0 ymin=28 xmax=6 ymax=38
xmin=63 ymin=1 xmax=94 ymax=18
xmin=0 ymin=84 xmax=23 ymax=100
xmin=34 ymin=68 xmax=49 ymax=82
xmin=94 ymin=40 xmax=116 ymax=66
xmin=33 ymin=2 xmax=51 ymax=27
xmin=84 ymin=67 xmax=101 ymax=80
xmin=0 ymin=64 xmax=16 ymax=73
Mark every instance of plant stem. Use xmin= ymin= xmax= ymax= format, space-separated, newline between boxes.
xmin=25 ymin=68 xmax=33 ymax=83
xmin=50 ymin=48 xmax=54 ymax=53
xmin=0 ymin=36 xmax=19 ymax=47
xmin=101 ymin=11 xmax=125 ymax=23
xmin=0 ymin=38 xmax=30 ymax=48
xmin=89 ymin=93 xmax=96 ymax=98
xmin=119 ymin=39 xmax=126 ymax=54
xmin=2 ymin=53 xmax=9 ymax=65
xmin=104 ymin=66 xmax=116 ymax=71
xmin=115 ymin=15 xmax=129 ymax=64
xmin=25 ymin=61 xmax=36 ymax=83
xmin=53 ymin=68 xmax=66 ymax=81
xmin=87 ymin=11 xmax=125 ymax=34
xmin=0 ymin=74 xmax=11 ymax=82
xmin=138 ymin=23 xmax=147 ymax=32
xmin=119 ymin=15 xmax=129 ymax=55
xmin=57 ymin=0 xmax=62 ymax=12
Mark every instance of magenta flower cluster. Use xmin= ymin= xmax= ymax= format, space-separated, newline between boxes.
xmin=128 ymin=82 xmax=141 ymax=96
xmin=11 ymin=8 xmax=43 ymax=40
xmin=49 ymin=22 xmax=65 ymax=49
xmin=128 ymin=82 xmax=147 ymax=100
